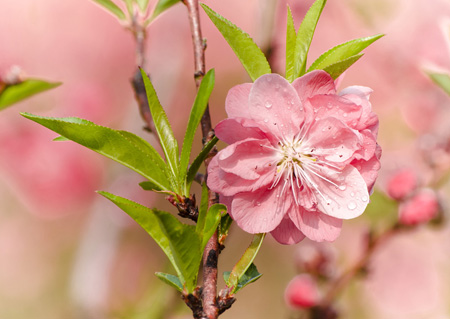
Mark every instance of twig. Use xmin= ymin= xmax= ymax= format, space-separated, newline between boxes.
xmin=184 ymin=0 xmax=220 ymax=318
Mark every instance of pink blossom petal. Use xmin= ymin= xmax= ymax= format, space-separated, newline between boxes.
xmin=215 ymin=118 xmax=268 ymax=146
xmin=289 ymin=208 xmax=342 ymax=242
xmin=353 ymin=129 xmax=377 ymax=161
xmin=230 ymin=186 xmax=288 ymax=233
xmin=352 ymin=144 xmax=382 ymax=192
xmin=292 ymin=70 xmax=336 ymax=103
xmin=271 ymin=216 xmax=305 ymax=245
xmin=339 ymin=86 xmax=373 ymax=100
xmin=304 ymin=117 xmax=361 ymax=164
xmin=217 ymin=138 xmax=275 ymax=180
xmin=387 ymin=169 xmax=417 ymax=200
xmin=309 ymin=95 xmax=362 ymax=129
xmin=398 ymin=188 xmax=439 ymax=225
xmin=285 ymin=274 xmax=320 ymax=308
xmin=248 ymin=74 xmax=304 ymax=140
xmin=313 ymin=165 xmax=370 ymax=219
xmin=207 ymin=155 xmax=274 ymax=196
xmin=225 ymin=83 xmax=252 ymax=118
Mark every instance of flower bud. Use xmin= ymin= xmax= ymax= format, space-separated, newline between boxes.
xmin=284 ymin=274 xmax=320 ymax=309
xmin=398 ymin=188 xmax=439 ymax=225
xmin=386 ymin=169 xmax=417 ymax=200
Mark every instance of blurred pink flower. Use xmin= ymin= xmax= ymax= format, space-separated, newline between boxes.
xmin=207 ymin=71 xmax=381 ymax=244
xmin=284 ymin=274 xmax=320 ymax=309
xmin=398 ymin=188 xmax=440 ymax=226
xmin=386 ymin=169 xmax=418 ymax=200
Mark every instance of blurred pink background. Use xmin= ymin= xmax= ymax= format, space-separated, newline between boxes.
xmin=1 ymin=0 xmax=450 ymax=318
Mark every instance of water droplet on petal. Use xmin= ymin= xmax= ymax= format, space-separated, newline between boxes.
xmin=350 ymin=192 xmax=355 ymax=197
xmin=361 ymin=196 xmax=368 ymax=202
xmin=256 ymin=202 xmax=261 ymax=206
xmin=265 ymin=100 xmax=273 ymax=108
xmin=264 ymin=118 xmax=269 ymax=123
xmin=343 ymin=113 xmax=348 ymax=118
xmin=347 ymin=202 xmax=357 ymax=210
xmin=339 ymin=185 xmax=347 ymax=191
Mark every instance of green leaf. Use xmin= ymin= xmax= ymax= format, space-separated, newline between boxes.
xmin=180 ymin=69 xmax=215 ymax=195
xmin=0 ymin=79 xmax=61 ymax=110
xmin=201 ymin=4 xmax=271 ymax=81
xmin=223 ymin=263 xmax=262 ymax=294
xmin=322 ymin=53 xmax=363 ymax=79
xmin=99 ymin=191 xmax=202 ymax=293
xmin=285 ymin=6 xmax=297 ymax=81
xmin=218 ymin=213 xmax=233 ymax=246
xmin=185 ymin=136 xmax=218 ymax=189
xmin=22 ymin=113 xmax=171 ymax=191
xmin=150 ymin=0 xmax=180 ymax=21
xmin=140 ymin=69 xmax=180 ymax=191
xmin=155 ymin=272 xmax=184 ymax=293
xmin=226 ymin=233 xmax=265 ymax=293
xmin=92 ymin=0 xmax=126 ymax=20
xmin=308 ymin=34 xmax=383 ymax=72
xmin=197 ymin=204 xmax=225 ymax=250
xmin=292 ymin=0 xmax=327 ymax=80
xmin=123 ymin=0 xmax=134 ymax=15
xmin=427 ymin=71 xmax=450 ymax=96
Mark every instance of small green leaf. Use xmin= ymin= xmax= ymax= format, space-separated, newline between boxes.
xmin=223 ymin=263 xmax=262 ymax=294
xmin=123 ymin=0 xmax=133 ymax=15
xmin=322 ymin=53 xmax=363 ymax=79
xmin=308 ymin=34 xmax=383 ymax=72
xmin=155 ymin=272 xmax=184 ymax=293
xmin=226 ymin=233 xmax=265 ymax=293
xmin=92 ymin=0 xmax=127 ymax=20
xmin=201 ymin=4 xmax=271 ymax=81
xmin=99 ymin=191 xmax=202 ymax=293
xmin=197 ymin=204 xmax=225 ymax=250
xmin=427 ymin=71 xmax=450 ymax=96
xmin=150 ymin=0 xmax=180 ymax=21
xmin=218 ymin=213 xmax=233 ymax=246
xmin=285 ymin=6 xmax=297 ymax=81
xmin=180 ymin=69 xmax=215 ymax=195
xmin=292 ymin=0 xmax=327 ymax=79
xmin=140 ymin=69 xmax=180 ymax=191
xmin=0 ymin=79 xmax=61 ymax=110
xmin=22 ymin=113 xmax=171 ymax=191
xmin=186 ymin=136 xmax=218 ymax=189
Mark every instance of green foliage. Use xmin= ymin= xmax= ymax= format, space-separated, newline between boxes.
xmin=223 ymin=263 xmax=262 ymax=294
xmin=427 ymin=71 xmax=450 ymax=96
xmin=218 ymin=214 xmax=233 ymax=246
xmin=135 ymin=0 xmax=150 ymax=12
xmin=155 ymin=272 xmax=184 ymax=293
xmin=140 ymin=69 xmax=180 ymax=192
xmin=225 ymin=233 xmax=265 ymax=294
xmin=92 ymin=0 xmax=126 ymax=20
xmin=22 ymin=113 xmax=172 ymax=191
xmin=322 ymin=54 xmax=363 ymax=80
xmin=201 ymin=4 xmax=271 ymax=81
xmin=0 ymin=79 xmax=61 ymax=110
xmin=291 ymin=0 xmax=327 ymax=80
xmin=185 ymin=136 xmax=219 ymax=189
xmin=180 ymin=69 xmax=215 ymax=196
xmin=197 ymin=203 xmax=225 ymax=250
xmin=285 ymin=6 xmax=297 ymax=81
xmin=151 ymin=0 xmax=180 ymax=21
xmin=308 ymin=34 xmax=383 ymax=72
xmin=99 ymin=191 xmax=203 ymax=293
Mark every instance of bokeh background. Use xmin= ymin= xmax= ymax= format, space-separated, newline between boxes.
xmin=1 ymin=0 xmax=450 ymax=318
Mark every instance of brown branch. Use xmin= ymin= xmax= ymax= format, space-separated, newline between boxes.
xmin=184 ymin=0 xmax=221 ymax=318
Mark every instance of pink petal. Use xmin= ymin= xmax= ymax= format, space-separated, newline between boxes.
xmin=304 ymin=117 xmax=361 ymax=164
xmin=292 ymin=70 xmax=336 ymax=103
xmin=353 ymin=129 xmax=377 ymax=161
xmin=217 ymin=138 xmax=276 ymax=180
xmin=313 ymin=165 xmax=370 ymax=219
xmin=270 ymin=216 xmax=305 ymax=245
xmin=215 ymin=118 xmax=267 ymax=145
xmin=339 ymin=85 xmax=373 ymax=100
xmin=248 ymin=74 xmax=304 ymax=140
xmin=207 ymin=154 xmax=274 ymax=196
xmin=225 ymin=83 xmax=252 ymax=118
xmin=230 ymin=186 xmax=288 ymax=233
xmin=351 ymin=144 xmax=382 ymax=193
xmin=309 ymin=95 xmax=362 ymax=129
xmin=289 ymin=208 xmax=342 ymax=242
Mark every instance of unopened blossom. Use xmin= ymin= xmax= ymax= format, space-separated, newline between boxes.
xmin=285 ymin=274 xmax=320 ymax=309
xmin=207 ymin=71 xmax=381 ymax=244
xmin=386 ymin=169 xmax=417 ymax=200
xmin=398 ymin=188 xmax=439 ymax=225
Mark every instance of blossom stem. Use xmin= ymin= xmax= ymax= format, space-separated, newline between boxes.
xmin=184 ymin=0 xmax=220 ymax=318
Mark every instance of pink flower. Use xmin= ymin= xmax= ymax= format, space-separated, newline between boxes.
xmin=386 ymin=169 xmax=417 ymax=200
xmin=398 ymin=188 xmax=440 ymax=226
xmin=207 ymin=71 xmax=381 ymax=244
xmin=284 ymin=274 xmax=320 ymax=309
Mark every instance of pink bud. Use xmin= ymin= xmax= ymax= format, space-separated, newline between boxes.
xmin=387 ymin=169 xmax=417 ymax=200
xmin=284 ymin=274 xmax=320 ymax=309
xmin=398 ymin=188 xmax=439 ymax=225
